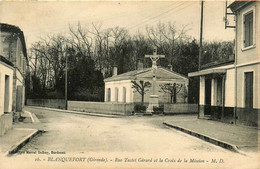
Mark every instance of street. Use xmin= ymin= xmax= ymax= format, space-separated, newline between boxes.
xmin=16 ymin=108 xmax=231 ymax=154
xmin=3 ymin=107 xmax=258 ymax=169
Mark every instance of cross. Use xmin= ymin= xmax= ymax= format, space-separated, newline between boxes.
xmin=145 ymin=46 xmax=165 ymax=69
xmin=145 ymin=46 xmax=165 ymax=95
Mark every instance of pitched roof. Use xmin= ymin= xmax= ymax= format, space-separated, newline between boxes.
xmin=0 ymin=23 xmax=28 ymax=61
xmin=228 ymin=1 xmax=255 ymax=13
xmin=104 ymin=66 xmax=188 ymax=82
xmin=0 ymin=55 xmax=14 ymax=67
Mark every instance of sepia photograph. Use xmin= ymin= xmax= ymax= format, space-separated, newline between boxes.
xmin=0 ymin=0 xmax=259 ymax=169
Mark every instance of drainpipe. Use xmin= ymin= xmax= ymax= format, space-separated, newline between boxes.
xmin=234 ymin=14 xmax=238 ymax=125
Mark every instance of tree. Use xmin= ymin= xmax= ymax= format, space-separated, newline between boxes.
xmin=131 ymin=80 xmax=151 ymax=104
xmin=201 ymin=40 xmax=235 ymax=66
xmin=160 ymin=83 xmax=183 ymax=103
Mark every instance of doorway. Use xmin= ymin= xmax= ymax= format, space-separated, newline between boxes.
xmin=245 ymin=72 xmax=253 ymax=109
xmin=4 ymin=75 xmax=10 ymax=113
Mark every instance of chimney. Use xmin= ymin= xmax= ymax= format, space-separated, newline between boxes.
xmin=112 ymin=66 xmax=118 ymax=76
xmin=137 ymin=60 xmax=143 ymax=71
xmin=168 ymin=64 xmax=173 ymax=71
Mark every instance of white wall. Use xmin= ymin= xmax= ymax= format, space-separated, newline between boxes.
xmin=236 ymin=2 xmax=259 ymax=66
xmin=211 ymin=78 xmax=216 ymax=106
xmin=225 ymin=68 xmax=235 ymax=107
xmin=0 ymin=62 xmax=13 ymax=115
xmin=15 ymin=69 xmax=25 ymax=109
xmin=105 ymin=80 xmax=133 ymax=103
xmin=199 ymin=76 xmax=205 ymax=105
xmin=236 ymin=64 xmax=259 ymax=109
xmin=234 ymin=2 xmax=259 ymax=109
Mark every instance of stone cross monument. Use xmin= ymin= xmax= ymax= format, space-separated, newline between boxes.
xmin=145 ymin=46 xmax=165 ymax=114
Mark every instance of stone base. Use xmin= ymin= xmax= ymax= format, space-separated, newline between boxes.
xmin=146 ymin=95 xmax=159 ymax=114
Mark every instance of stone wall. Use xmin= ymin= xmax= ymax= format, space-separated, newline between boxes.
xmin=0 ymin=112 xmax=13 ymax=136
xmin=68 ymin=101 xmax=134 ymax=115
xmin=27 ymin=99 xmax=66 ymax=109
xmin=164 ymin=104 xmax=198 ymax=114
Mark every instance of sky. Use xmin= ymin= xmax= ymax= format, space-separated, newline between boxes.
xmin=0 ymin=1 xmax=235 ymax=48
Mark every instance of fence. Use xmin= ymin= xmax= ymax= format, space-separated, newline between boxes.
xmin=164 ymin=103 xmax=198 ymax=114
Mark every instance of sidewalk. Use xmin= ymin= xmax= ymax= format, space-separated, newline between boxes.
xmin=163 ymin=118 xmax=259 ymax=154
xmin=26 ymin=106 xmax=123 ymax=118
xmin=0 ymin=128 xmax=40 ymax=155
xmin=0 ymin=112 xmax=41 ymax=156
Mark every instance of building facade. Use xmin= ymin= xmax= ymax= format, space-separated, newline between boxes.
xmin=0 ymin=56 xmax=14 ymax=136
xmin=189 ymin=1 xmax=259 ymax=127
xmin=104 ymin=66 xmax=189 ymax=104
xmin=0 ymin=23 xmax=28 ymax=122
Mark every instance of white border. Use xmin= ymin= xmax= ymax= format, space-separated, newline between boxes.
xmin=241 ymin=5 xmax=256 ymax=51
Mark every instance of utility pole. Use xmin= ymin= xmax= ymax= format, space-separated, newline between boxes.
xmin=65 ymin=45 xmax=68 ymax=110
xmin=199 ymin=0 xmax=204 ymax=71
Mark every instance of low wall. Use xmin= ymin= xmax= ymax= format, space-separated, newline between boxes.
xmin=27 ymin=99 xmax=66 ymax=109
xmin=236 ymin=107 xmax=260 ymax=127
xmin=0 ymin=112 xmax=13 ymax=136
xmin=68 ymin=101 xmax=134 ymax=115
xmin=198 ymin=105 xmax=259 ymax=127
xmin=164 ymin=104 xmax=198 ymax=114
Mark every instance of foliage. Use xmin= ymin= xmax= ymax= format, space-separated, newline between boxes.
xmin=153 ymin=105 xmax=164 ymax=114
xmin=160 ymin=83 xmax=183 ymax=103
xmin=201 ymin=41 xmax=235 ymax=67
xmin=131 ymin=80 xmax=151 ymax=103
xmin=27 ymin=21 xmax=233 ymax=103
xmin=134 ymin=104 xmax=147 ymax=113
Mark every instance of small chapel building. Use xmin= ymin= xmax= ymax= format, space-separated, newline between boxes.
xmin=104 ymin=65 xmax=189 ymax=104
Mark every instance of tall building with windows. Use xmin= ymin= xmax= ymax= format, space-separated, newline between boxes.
xmin=188 ymin=1 xmax=259 ymax=127
xmin=0 ymin=23 xmax=28 ymax=133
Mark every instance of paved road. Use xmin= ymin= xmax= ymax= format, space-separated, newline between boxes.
xmin=5 ymin=107 xmax=258 ymax=169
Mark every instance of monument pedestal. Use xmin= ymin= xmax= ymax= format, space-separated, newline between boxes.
xmin=146 ymin=95 xmax=159 ymax=115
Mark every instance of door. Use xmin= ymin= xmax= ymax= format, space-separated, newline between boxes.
xmin=4 ymin=75 xmax=10 ymax=113
xmin=16 ymin=85 xmax=23 ymax=112
xmin=245 ymin=72 xmax=253 ymax=109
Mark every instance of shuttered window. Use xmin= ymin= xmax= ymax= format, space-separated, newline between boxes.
xmin=244 ymin=11 xmax=253 ymax=48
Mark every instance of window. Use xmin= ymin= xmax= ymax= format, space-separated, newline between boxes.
xmin=245 ymin=72 xmax=253 ymax=109
xmin=244 ymin=12 xmax=253 ymax=47
xmin=107 ymin=88 xmax=111 ymax=102
xmin=115 ymin=87 xmax=118 ymax=102
xmin=242 ymin=7 xmax=255 ymax=49
xmin=122 ymin=87 xmax=126 ymax=103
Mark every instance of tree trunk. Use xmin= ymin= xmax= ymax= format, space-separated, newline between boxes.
xmin=173 ymin=89 xmax=177 ymax=103
xmin=141 ymin=94 xmax=144 ymax=105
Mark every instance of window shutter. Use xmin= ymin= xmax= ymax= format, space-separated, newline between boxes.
xmin=244 ymin=11 xmax=253 ymax=47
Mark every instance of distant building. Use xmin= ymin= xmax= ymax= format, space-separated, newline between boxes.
xmin=188 ymin=1 xmax=259 ymax=127
xmin=104 ymin=65 xmax=189 ymax=104
xmin=0 ymin=23 xmax=28 ymax=135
